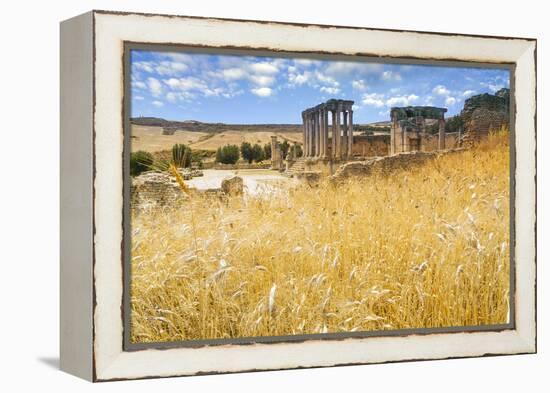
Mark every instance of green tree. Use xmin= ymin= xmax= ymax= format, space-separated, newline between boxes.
xmin=252 ymin=143 xmax=265 ymax=162
xmin=280 ymin=140 xmax=290 ymax=159
xmin=130 ymin=150 xmax=154 ymax=176
xmin=216 ymin=144 xmax=240 ymax=164
xmin=191 ymin=149 xmax=206 ymax=169
xmin=240 ymin=142 xmax=254 ymax=163
xmin=264 ymin=143 xmax=272 ymax=159
xmin=290 ymin=144 xmax=303 ymax=158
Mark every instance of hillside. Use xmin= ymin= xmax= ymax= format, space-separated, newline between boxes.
xmin=131 ymin=124 xmax=303 ymax=153
xmin=130 ymin=117 xmax=302 ymax=133
xmin=130 ymin=117 xmax=395 ymax=153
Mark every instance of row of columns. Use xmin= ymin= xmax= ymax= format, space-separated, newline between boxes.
xmin=302 ymin=99 xmax=354 ymax=160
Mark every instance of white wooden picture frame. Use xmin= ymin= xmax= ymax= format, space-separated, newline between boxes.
xmin=60 ymin=10 xmax=536 ymax=381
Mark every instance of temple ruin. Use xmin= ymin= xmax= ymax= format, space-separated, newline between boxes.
xmin=390 ymin=106 xmax=447 ymax=154
xmin=302 ymin=99 xmax=355 ymax=160
xmin=272 ymin=100 xmax=463 ymax=175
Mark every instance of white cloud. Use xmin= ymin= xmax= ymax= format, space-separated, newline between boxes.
xmin=325 ymin=61 xmax=382 ymax=76
xmin=362 ymin=93 xmax=385 ymax=108
xmin=166 ymin=92 xmax=177 ymax=103
xmin=445 ymin=96 xmax=457 ymax=106
xmin=163 ymin=53 xmax=193 ymax=63
xmin=249 ymin=62 xmax=279 ymax=75
xmin=382 ymin=71 xmax=402 ymax=81
xmin=155 ymin=61 xmax=188 ymax=76
xmin=147 ymin=77 xmax=163 ymax=97
xmin=462 ymin=89 xmax=477 ymax=97
xmin=432 ymin=85 xmax=450 ymax=96
xmin=221 ymin=68 xmax=246 ymax=81
xmin=152 ymin=100 xmax=164 ymax=107
xmin=352 ymin=80 xmax=367 ymax=91
xmin=132 ymin=81 xmax=146 ymax=90
xmin=320 ymin=86 xmax=340 ymax=95
xmin=164 ymin=77 xmax=207 ymax=92
xmin=133 ymin=58 xmax=189 ymax=77
xmin=133 ymin=61 xmax=154 ymax=73
xmin=294 ymin=59 xmax=316 ymax=67
xmin=315 ymin=72 xmax=339 ymax=87
xmin=480 ymin=82 xmax=504 ymax=93
xmin=249 ymin=75 xmax=276 ymax=87
xmin=134 ymin=96 xmax=145 ymax=100
xmin=386 ymin=94 xmax=419 ymax=107
xmin=288 ymin=72 xmax=310 ymax=86
xmin=251 ymin=87 xmax=273 ymax=97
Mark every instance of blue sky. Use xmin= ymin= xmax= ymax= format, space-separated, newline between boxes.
xmin=130 ymin=50 xmax=510 ymax=124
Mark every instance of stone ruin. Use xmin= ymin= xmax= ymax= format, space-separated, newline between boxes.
xmin=131 ymin=171 xmax=189 ymax=210
xmin=460 ymin=88 xmax=510 ymax=144
xmin=270 ymin=135 xmax=299 ymax=171
xmin=302 ymin=99 xmax=355 ymax=160
xmin=390 ymin=106 xmax=447 ymax=154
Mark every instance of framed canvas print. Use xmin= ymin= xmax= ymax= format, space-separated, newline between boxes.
xmin=60 ymin=10 xmax=537 ymax=382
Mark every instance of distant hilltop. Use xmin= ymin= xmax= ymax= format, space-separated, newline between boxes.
xmin=130 ymin=116 xmax=301 ymax=132
xmin=130 ymin=116 xmax=391 ymax=133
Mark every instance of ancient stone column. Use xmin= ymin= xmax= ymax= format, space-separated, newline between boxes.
xmin=322 ymin=108 xmax=328 ymax=158
xmin=348 ymin=109 xmax=354 ymax=158
xmin=390 ymin=115 xmax=398 ymax=155
xmin=311 ymin=112 xmax=316 ymax=157
xmin=342 ymin=110 xmax=349 ymax=158
xmin=292 ymin=141 xmax=298 ymax=160
xmin=307 ymin=115 xmax=312 ymax=157
xmin=302 ymin=113 xmax=307 ymax=158
xmin=303 ymin=115 xmax=308 ymax=157
xmin=438 ymin=118 xmax=446 ymax=150
xmin=309 ymin=114 xmax=315 ymax=157
xmin=319 ymin=109 xmax=324 ymax=158
xmin=270 ymin=136 xmax=279 ymax=169
xmin=335 ymin=108 xmax=342 ymax=159
xmin=315 ymin=110 xmax=321 ymax=157
xmin=332 ymin=110 xmax=339 ymax=159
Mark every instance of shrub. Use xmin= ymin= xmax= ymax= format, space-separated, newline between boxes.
xmin=130 ymin=151 xmax=153 ymax=176
xmin=280 ymin=140 xmax=290 ymax=159
xmin=252 ymin=143 xmax=265 ymax=162
xmin=172 ymin=144 xmax=192 ymax=168
xmin=240 ymin=142 xmax=254 ymax=164
xmin=216 ymin=144 xmax=240 ymax=164
xmin=263 ymin=143 xmax=271 ymax=159
xmin=290 ymin=144 xmax=303 ymax=158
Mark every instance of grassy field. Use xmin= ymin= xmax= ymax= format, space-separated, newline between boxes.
xmin=131 ymin=124 xmax=303 ymax=153
xmin=130 ymin=132 xmax=510 ymax=343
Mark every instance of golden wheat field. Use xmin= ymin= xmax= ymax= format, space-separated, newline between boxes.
xmin=130 ymin=132 xmax=510 ymax=343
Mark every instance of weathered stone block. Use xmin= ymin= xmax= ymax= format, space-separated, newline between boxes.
xmin=221 ymin=176 xmax=244 ymax=196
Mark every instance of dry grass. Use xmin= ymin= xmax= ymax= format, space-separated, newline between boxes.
xmin=131 ymin=125 xmax=209 ymax=152
xmin=130 ymin=131 xmax=510 ymax=343
xmin=131 ymin=124 xmax=303 ymax=153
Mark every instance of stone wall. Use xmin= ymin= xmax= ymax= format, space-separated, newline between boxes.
xmin=330 ymin=148 xmax=465 ymax=183
xmin=350 ymin=134 xmax=391 ymax=157
xmin=460 ymin=88 xmax=510 ymax=142
xmin=420 ymin=132 xmax=460 ymax=151
xmin=466 ymin=108 xmax=509 ymax=135
xmin=131 ymin=172 xmax=188 ymax=210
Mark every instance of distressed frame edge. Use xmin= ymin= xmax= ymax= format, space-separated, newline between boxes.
xmin=90 ymin=11 xmax=537 ymax=381
xmin=122 ymin=42 xmax=517 ymax=352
